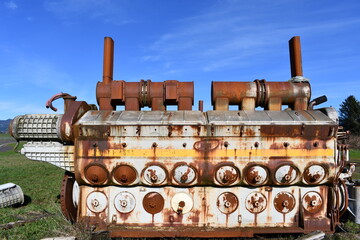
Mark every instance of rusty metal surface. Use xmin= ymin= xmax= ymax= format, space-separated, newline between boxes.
xmin=274 ymin=191 xmax=296 ymax=213
xmin=77 ymin=185 xmax=332 ymax=237
xmin=96 ymin=38 xmax=194 ymax=111
xmin=45 ymin=92 xmax=77 ymax=112
xmin=70 ymin=100 xmax=342 ymax=237
xmin=103 ymin=37 xmax=114 ymax=85
xmin=113 ymin=165 xmax=137 ymax=185
xmin=211 ymin=81 xmax=311 ymax=110
xmin=210 ymin=36 xmax=310 ymax=111
xmin=11 ymin=36 xmax=351 ymax=237
xmin=72 ymin=109 xmax=338 ymax=189
xmin=143 ymin=192 xmax=164 ymax=214
xmin=84 ymin=164 xmax=109 ymax=185
xmin=60 ymin=172 xmax=77 ymax=223
xmin=60 ymin=100 xmax=92 ymax=143
xmin=97 ymin=80 xmax=194 ymax=111
xmin=289 ymin=36 xmax=303 ymax=77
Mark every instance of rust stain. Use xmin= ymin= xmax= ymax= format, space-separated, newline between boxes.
xmin=193 ymin=139 xmax=219 ymax=152
xmin=14 ymin=36 xmax=344 ymax=237
xmin=143 ymin=192 xmax=164 ymax=215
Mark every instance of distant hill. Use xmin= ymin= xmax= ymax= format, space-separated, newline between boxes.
xmin=0 ymin=119 xmax=11 ymax=133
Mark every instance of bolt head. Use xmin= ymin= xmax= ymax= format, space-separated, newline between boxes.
xmin=282 ymin=200 xmax=289 ymax=207
xmin=120 ymin=200 xmax=127 ymax=207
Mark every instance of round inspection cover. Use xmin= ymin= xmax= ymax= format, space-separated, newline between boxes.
xmin=114 ymin=192 xmax=136 ymax=213
xmin=304 ymin=165 xmax=326 ymax=184
xmin=275 ymin=165 xmax=297 ymax=185
xmin=245 ymin=165 xmax=268 ymax=186
xmin=143 ymin=192 xmax=165 ymax=214
xmin=113 ymin=165 xmax=137 ymax=185
xmin=302 ymin=191 xmax=323 ymax=214
xmin=215 ymin=166 xmax=239 ymax=185
xmin=173 ymin=165 xmax=197 ymax=185
xmin=85 ymin=164 xmax=108 ymax=185
xmin=171 ymin=192 xmax=193 ymax=214
xmin=217 ymin=192 xmax=239 ymax=214
xmin=245 ymin=192 xmax=267 ymax=214
xmin=274 ymin=192 xmax=296 ymax=213
xmin=60 ymin=173 xmax=77 ymax=222
xmin=86 ymin=191 xmax=108 ymax=213
xmin=143 ymin=165 xmax=167 ymax=185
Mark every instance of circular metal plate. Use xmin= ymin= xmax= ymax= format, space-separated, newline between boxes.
xmin=274 ymin=192 xmax=296 ymax=213
xmin=143 ymin=192 xmax=165 ymax=214
xmin=171 ymin=192 xmax=193 ymax=214
xmin=275 ymin=165 xmax=297 ymax=185
xmin=245 ymin=192 xmax=267 ymax=214
xmin=113 ymin=165 xmax=137 ymax=185
xmin=302 ymin=191 xmax=323 ymax=213
xmin=86 ymin=191 xmax=108 ymax=213
xmin=215 ymin=166 xmax=239 ymax=185
xmin=217 ymin=192 xmax=239 ymax=214
xmin=304 ymin=165 xmax=326 ymax=184
xmin=85 ymin=164 xmax=108 ymax=185
xmin=143 ymin=165 xmax=167 ymax=185
xmin=114 ymin=192 xmax=136 ymax=213
xmin=173 ymin=165 xmax=197 ymax=185
xmin=60 ymin=172 xmax=77 ymax=223
xmin=245 ymin=165 xmax=268 ymax=186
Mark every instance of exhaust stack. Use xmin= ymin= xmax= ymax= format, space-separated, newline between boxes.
xmin=289 ymin=36 xmax=303 ymax=77
xmin=103 ymin=37 xmax=114 ymax=84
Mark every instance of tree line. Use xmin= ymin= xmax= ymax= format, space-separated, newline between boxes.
xmin=339 ymin=95 xmax=360 ymax=135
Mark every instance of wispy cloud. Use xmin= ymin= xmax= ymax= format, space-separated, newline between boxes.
xmin=0 ymin=100 xmax=54 ymax=119
xmin=43 ymin=0 xmax=134 ymax=25
xmin=44 ymin=0 xmax=109 ymax=16
xmin=4 ymin=1 xmax=17 ymax=10
xmin=139 ymin=1 xmax=360 ymax=74
xmin=141 ymin=55 xmax=160 ymax=62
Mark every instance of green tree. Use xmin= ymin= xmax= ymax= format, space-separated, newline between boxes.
xmin=339 ymin=95 xmax=360 ymax=134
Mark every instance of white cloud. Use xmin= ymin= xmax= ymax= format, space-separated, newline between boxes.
xmin=43 ymin=0 xmax=133 ymax=25
xmin=0 ymin=100 xmax=53 ymax=119
xmin=4 ymin=1 xmax=17 ymax=10
xmin=140 ymin=2 xmax=360 ymax=74
xmin=141 ymin=55 xmax=160 ymax=62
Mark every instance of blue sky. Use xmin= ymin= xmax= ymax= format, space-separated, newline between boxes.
xmin=0 ymin=0 xmax=359 ymax=119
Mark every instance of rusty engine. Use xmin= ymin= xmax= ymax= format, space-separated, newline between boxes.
xmin=10 ymin=36 xmax=351 ymax=238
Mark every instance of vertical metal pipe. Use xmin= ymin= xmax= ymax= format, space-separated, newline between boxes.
xmin=103 ymin=37 xmax=114 ymax=84
xmin=198 ymin=100 xmax=203 ymax=112
xmin=289 ymin=36 xmax=303 ymax=77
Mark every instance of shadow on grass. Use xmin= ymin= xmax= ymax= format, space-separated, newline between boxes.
xmin=11 ymin=195 xmax=32 ymax=208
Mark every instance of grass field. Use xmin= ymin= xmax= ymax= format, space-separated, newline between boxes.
xmin=0 ymin=141 xmax=91 ymax=240
xmin=350 ymin=149 xmax=360 ymax=179
xmin=1 ymin=134 xmax=360 ymax=239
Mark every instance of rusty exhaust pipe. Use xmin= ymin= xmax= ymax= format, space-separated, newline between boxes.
xmin=103 ymin=37 xmax=114 ymax=84
xmin=289 ymin=36 xmax=303 ymax=77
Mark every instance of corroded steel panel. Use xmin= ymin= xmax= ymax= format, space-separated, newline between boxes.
xmin=77 ymin=185 xmax=331 ymax=237
xmin=73 ymin=112 xmax=338 ymax=188
xmin=11 ymin=36 xmax=351 ymax=237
